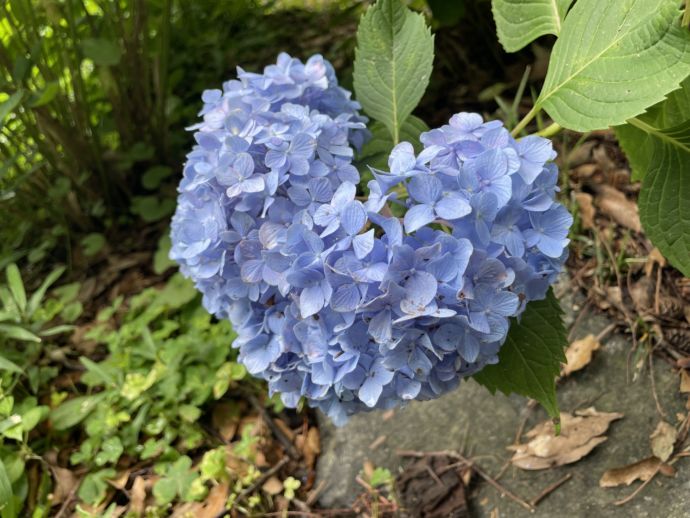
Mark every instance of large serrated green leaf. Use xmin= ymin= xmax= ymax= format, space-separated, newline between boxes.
xmin=616 ymin=77 xmax=690 ymax=181
xmin=615 ymin=79 xmax=690 ymax=276
xmin=492 ymin=0 xmax=573 ymax=52
xmin=353 ymin=0 xmax=434 ymax=144
xmin=535 ymin=0 xmax=690 ymax=132
xmin=635 ymin=122 xmax=690 ymax=277
xmin=473 ymin=289 xmax=567 ymax=420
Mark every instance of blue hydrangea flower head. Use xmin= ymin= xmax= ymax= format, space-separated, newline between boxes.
xmin=170 ymin=53 xmax=571 ymax=426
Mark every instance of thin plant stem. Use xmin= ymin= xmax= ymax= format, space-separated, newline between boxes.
xmin=536 ymin=122 xmax=562 ymax=138
xmin=511 ymin=105 xmax=540 ymax=137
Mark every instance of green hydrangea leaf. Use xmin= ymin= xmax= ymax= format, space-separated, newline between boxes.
xmin=473 ymin=289 xmax=567 ymax=422
xmin=353 ymin=0 xmax=434 ymax=144
xmin=535 ymin=0 xmax=690 ymax=132
xmin=492 ymin=0 xmax=574 ymax=52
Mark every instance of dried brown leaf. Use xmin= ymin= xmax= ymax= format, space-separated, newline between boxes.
xmin=599 ymin=457 xmax=675 ymax=488
xmin=644 ymin=248 xmax=666 ymax=277
xmin=562 ymin=335 xmax=600 ymax=376
xmin=629 ymin=277 xmax=654 ymax=312
xmin=593 ymin=184 xmax=641 ymax=232
xmin=574 ymin=192 xmax=596 ymax=230
xmin=649 ymin=421 xmax=678 ymax=462
xmin=212 ymin=402 xmax=240 ymax=442
xmin=49 ymin=466 xmax=78 ymax=506
xmin=509 ymin=408 xmax=623 ymax=470
xmin=129 ymin=476 xmax=147 ymax=516
xmin=681 ymin=370 xmax=690 ymax=394
xmin=300 ymin=426 xmax=321 ymax=469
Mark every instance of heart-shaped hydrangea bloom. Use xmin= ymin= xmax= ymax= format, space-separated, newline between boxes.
xmin=170 ymin=54 xmax=571 ymax=425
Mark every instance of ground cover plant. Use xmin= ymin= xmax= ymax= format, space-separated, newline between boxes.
xmin=1 ymin=0 xmax=690 ymax=516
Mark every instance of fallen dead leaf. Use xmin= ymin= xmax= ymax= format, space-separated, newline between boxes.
xmin=129 ymin=476 xmax=147 ymax=516
xmin=198 ymin=483 xmax=230 ymax=518
xmin=574 ymin=192 xmax=596 ymax=230
xmin=681 ymin=370 xmax=690 ymax=394
xmin=650 ymin=421 xmax=678 ymax=462
xmin=562 ymin=335 xmax=600 ymax=376
xmin=629 ymin=277 xmax=654 ymax=312
xmin=262 ymin=476 xmax=283 ymax=496
xmin=593 ymin=184 xmax=641 ymax=233
xmin=600 ymin=457 xmax=675 ymax=488
xmin=212 ymin=402 xmax=240 ymax=442
xmin=297 ymin=426 xmax=320 ymax=469
xmin=49 ymin=466 xmax=78 ymax=506
xmin=644 ymin=248 xmax=666 ymax=277
xmin=509 ymin=408 xmax=623 ymax=470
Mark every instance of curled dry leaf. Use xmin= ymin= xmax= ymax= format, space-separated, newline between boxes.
xmin=599 ymin=457 xmax=675 ymax=488
xmin=644 ymin=247 xmax=666 ymax=277
xmin=509 ymin=408 xmax=623 ymax=470
xmin=629 ymin=277 xmax=654 ymax=312
xmin=561 ymin=334 xmax=600 ymax=376
xmin=680 ymin=369 xmax=690 ymax=394
xmin=574 ymin=192 xmax=596 ymax=230
xmin=129 ymin=476 xmax=147 ymax=516
xmin=650 ymin=421 xmax=678 ymax=462
xmin=592 ymin=184 xmax=641 ymax=233
xmin=49 ymin=466 xmax=78 ymax=506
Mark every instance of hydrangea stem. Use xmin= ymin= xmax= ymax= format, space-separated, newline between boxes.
xmin=511 ymin=105 xmax=540 ymax=137
xmin=536 ymin=122 xmax=562 ymax=138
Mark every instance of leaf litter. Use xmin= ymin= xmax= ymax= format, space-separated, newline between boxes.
xmin=509 ymin=408 xmax=623 ymax=470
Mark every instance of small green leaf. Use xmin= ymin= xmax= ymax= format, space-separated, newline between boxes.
xmin=0 ymin=355 xmax=22 ymax=375
xmin=50 ymin=393 xmax=106 ymax=430
xmin=21 ymin=406 xmax=48 ymax=432
xmin=131 ymin=196 xmax=175 ymax=223
xmin=473 ymin=289 xmax=567 ymax=421
xmin=0 ymin=324 xmax=41 ymax=343
xmin=353 ymin=0 xmax=434 ymax=144
xmin=81 ymin=38 xmax=121 ymax=67
xmin=27 ymin=265 xmax=65 ymax=316
xmin=78 ymin=468 xmax=116 ymax=506
xmin=0 ymin=91 xmax=23 ymax=123
xmin=535 ymin=0 xmax=690 ymax=131
xmin=369 ymin=467 xmax=393 ymax=487
xmin=492 ymin=0 xmax=573 ymax=52
xmin=153 ymin=234 xmax=175 ymax=275
xmin=29 ymin=82 xmax=60 ymax=107
xmin=80 ymin=357 xmax=118 ymax=387
xmin=142 ymin=166 xmax=172 ymax=190
xmin=81 ymin=233 xmax=106 ymax=257
xmin=95 ymin=437 xmax=123 ymax=466
xmin=153 ymin=456 xmax=196 ymax=505
xmin=5 ymin=264 xmax=25 ymax=314
xmin=0 ymin=458 xmax=16 ymax=518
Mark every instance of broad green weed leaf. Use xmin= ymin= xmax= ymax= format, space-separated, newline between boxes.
xmin=0 ymin=91 xmax=23 ymax=123
xmin=0 ymin=458 xmax=16 ymax=518
xmin=5 ymin=265 xmax=25 ymax=314
xmin=473 ymin=289 xmax=567 ymax=422
xmin=492 ymin=0 xmax=573 ymax=52
xmin=50 ymin=393 xmax=106 ymax=430
xmin=78 ymin=468 xmax=116 ymax=506
xmin=535 ymin=0 xmax=690 ymax=131
xmin=0 ymin=355 xmax=22 ymax=375
xmin=353 ymin=0 xmax=434 ymax=144
xmin=27 ymin=265 xmax=65 ymax=316
xmin=0 ymin=324 xmax=40 ymax=343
